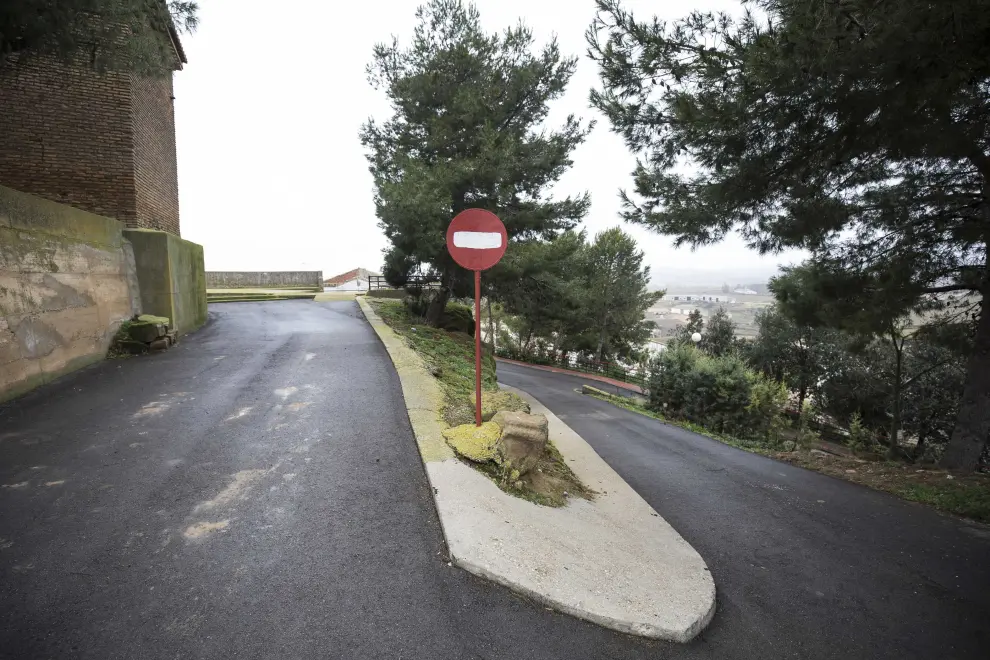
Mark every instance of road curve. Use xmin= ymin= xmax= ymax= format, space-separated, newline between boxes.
xmin=498 ymin=360 xmax=990 ymax=660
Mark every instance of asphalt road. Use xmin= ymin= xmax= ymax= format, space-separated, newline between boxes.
xmin=3 ymin=300 xmax=988 ymax=659
xmin=1 ymin=301 xmax=665 ymax=660
xmin=498 ymin=361 xmax=990 ymax=660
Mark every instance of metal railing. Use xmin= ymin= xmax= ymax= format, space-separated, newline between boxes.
xmin=367 ymin=275 xmax=441 ymax=291
xmin=495 ymin=348 xmax=647 ymax=389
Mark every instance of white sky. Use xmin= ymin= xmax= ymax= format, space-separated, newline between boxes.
xmin=174 ymin=0 xmax=803 ymax=285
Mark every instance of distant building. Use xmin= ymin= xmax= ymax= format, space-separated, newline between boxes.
xmin=733 ymin=287 xmax=759 ymax=295
xmin=662 ymin=294 xmax=736 ymax=304
xmin=324 ymin=267 xmax=380 ymax=291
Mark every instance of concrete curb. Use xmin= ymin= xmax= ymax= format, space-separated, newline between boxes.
xmin=495 ymin=357 xmax=644 ymax=394
xmin=357 ymin=297 xmax=716 ymax=642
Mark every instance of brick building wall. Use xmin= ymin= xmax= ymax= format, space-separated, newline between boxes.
xmin=0 ymin=56 xmax=139 ymax=226
xmin=0 ymin=53 xmax=183 ymax=236
xmin=132 ymin=75 xmax=181 ymax=235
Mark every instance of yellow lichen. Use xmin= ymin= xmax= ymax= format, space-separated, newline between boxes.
xmin=441 ymin=421 xmax=502 ymax=463
xmin=480 ymin=390 xmax=530 ymax=421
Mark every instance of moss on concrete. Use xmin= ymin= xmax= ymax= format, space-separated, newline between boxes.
xmin=0 ymin=184 xmax=122 ymax=248
xmin=137 ymin=314 xmax=170 ymax=325
xmin=442 ymin=422 xmax=502 ymax=463
xmin=124 ymin=229 xmax=207 ymax=336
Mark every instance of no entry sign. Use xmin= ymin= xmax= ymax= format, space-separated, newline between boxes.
xmin=446 ymin=209 xmax=507 ymax=426
xmin=446 ymin=209 xmax=507 ymax=272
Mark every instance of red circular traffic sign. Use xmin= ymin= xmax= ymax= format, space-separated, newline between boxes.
xmin=446 ymin=209 xmax=507 ymax=272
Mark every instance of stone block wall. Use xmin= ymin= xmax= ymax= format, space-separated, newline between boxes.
xmin=0 ymin=185 xmax=139 ymax=402
xmin=205 ymin=271 xmax=324 ymax=289
xmin=125 ymin=229 xmax=207 ymax=335
xmin=0 ymin=185 xmax=206 ymax=403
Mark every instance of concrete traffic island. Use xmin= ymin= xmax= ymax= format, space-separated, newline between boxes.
xmin=358 ymin=297 xmax=716 ymax=642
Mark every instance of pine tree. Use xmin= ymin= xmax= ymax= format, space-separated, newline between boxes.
xmin=677 ymin=309 xmax=704 ymax=344
xmin=700 ymin=307 xmax=735 ymax=357
xmin=1 ymin=1 xmax=197 ymax=75
xmin=589 ymin=0 xmax=990 ymax=470
xmin=362 ymin=0 xmax=591 ymax=325
xmin=488 ymin=231 xmax=587 ymax=356
xmin=748 ymin=305 xmax=844 ymax=413
xmin=577 ymin=227 xmax=661 ymax=361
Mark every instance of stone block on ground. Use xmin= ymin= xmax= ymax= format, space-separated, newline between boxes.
xmin=137 ymin=314 xmax=171 ymax=327
xmin=442 ymin=422 xmax=502 ymax=463
xmin=127 ymin=321 xmax=166 ymax=343
xmin=149 ymin=339 xmax=169 ymax=351
xmin=492 ymin=410 xmax=548 ymax=475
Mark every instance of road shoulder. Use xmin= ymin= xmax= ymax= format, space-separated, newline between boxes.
xmin=358 ymin=297 xmax=716 ymax=642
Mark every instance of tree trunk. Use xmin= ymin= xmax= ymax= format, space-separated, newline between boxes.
xmin=888 ymin=335 xmax=903 ymax=460
xmin=942 ymin=284 xmax=990 ymax=470
xmin=797 ymin=382 xmax=807 ymax=413
xmin=914 ymin=433 xmax=927 ymax=462
xmin=486 ymin=297 xmax=495 ymax=350
xmin=424 ymin=268 xmax=453 ymax=327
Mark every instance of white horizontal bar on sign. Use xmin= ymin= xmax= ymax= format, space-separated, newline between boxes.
xmin=453 ymin=231 xmax=502 ymax=249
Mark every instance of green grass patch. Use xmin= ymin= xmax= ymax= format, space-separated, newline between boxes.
xmin=369 ymin=298 xmax=587 ymax=506
xmin=584 ymin=388 xmax=990 ymax=523
xmin=583 ymin=387 xmax=772 ymax=455
xmin=369 ymin=298 xmax=504 ymax=426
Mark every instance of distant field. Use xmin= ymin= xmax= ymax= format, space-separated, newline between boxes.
xmin=648 ymin=290 xmax=776 ymax=340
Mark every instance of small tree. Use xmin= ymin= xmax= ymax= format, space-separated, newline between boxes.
xmin=488 ymin=231 xmax=587 ymax=358
xmin=676 ymin=309 xmax=704 ymax=344
xmin=576 ymin=227 xmax=661 ymax=361
xmin=748 ymin=306 xmax=844 ymax=411
xmin=747 ymin=374 xmax=789 ymax=445
xmin=700 ymin=307 xmax=735 ymax=357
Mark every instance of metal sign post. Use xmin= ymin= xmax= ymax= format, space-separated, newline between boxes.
xmin=445 ymin=209 xmax=508 ymax=426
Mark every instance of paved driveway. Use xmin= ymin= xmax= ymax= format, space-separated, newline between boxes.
xmin=498 ymin=361 xmax=990 ymax=660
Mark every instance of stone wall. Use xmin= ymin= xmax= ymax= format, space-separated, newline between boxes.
xmin=0 ymin=185 xmax=139 ymax=402
xmin=206 ymin=271 xmax=323 ymax=289
xmin=0 ymin=185 xmax=207 ymax=403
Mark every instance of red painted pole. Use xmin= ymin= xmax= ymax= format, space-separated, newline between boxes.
xmin=474 ymin=270 xmax=482 ymax=427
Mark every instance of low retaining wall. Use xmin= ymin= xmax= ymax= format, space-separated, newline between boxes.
xmin=1 ymin=185 xmax=207 ymax=403
xmin=1 ymin=185 xmax=139 ymax=402
xmin=206 ymin=271 xmax=323 ymax=289
xmin=125 ymin=229 xmax=207 ymax=336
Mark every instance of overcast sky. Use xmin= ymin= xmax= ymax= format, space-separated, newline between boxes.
xmin=173 ymin=0 xmax=803 ymax=286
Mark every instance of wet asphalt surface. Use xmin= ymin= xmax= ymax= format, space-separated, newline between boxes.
xmin=498 ymin=362 xmax=990 ymax=660
xmin=0 ymin=301 xmax=660 ymax=660
xmin=1 ymin=299 xmax=987 ymax=659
